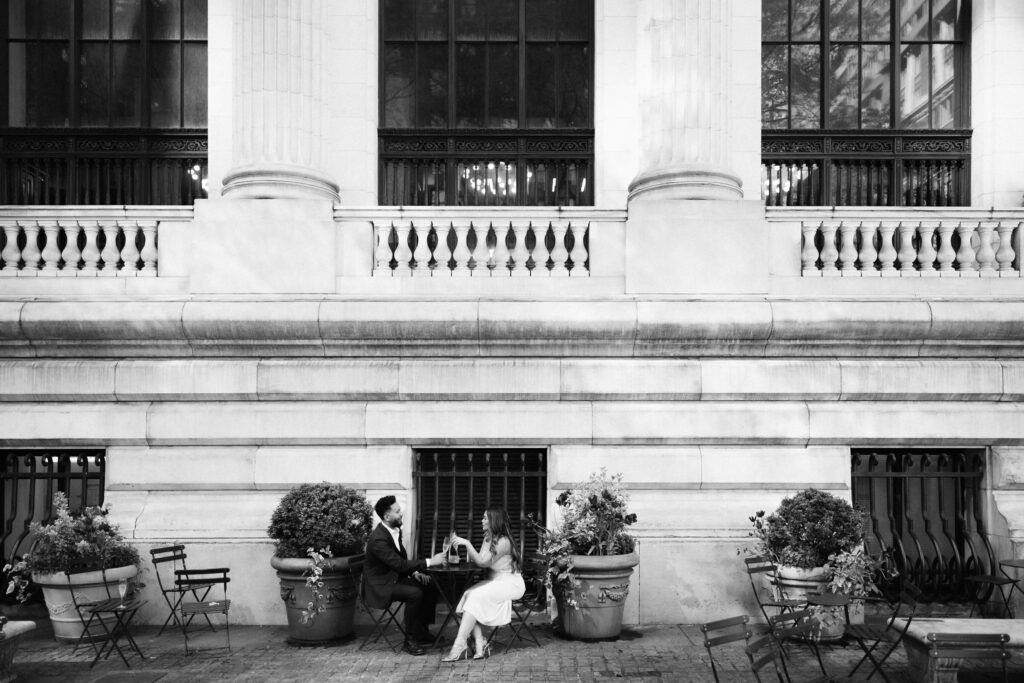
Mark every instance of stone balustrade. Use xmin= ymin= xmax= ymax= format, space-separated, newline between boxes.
xmin=373 ymin=220 xmax=589 ymax=277
xmin=0 ymin=219 xmax=159 ymax=276
xmin=800 ymin=218 xmax=1022 ymax=277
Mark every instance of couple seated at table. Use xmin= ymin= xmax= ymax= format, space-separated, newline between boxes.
xmin=362 ymin=495 xmax=525 ymax=660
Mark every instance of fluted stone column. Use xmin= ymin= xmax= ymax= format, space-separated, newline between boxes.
xmin=629 ymin=0 xmax=742 ymax=201
xmin=221 ymin=0 xmax=338 ymax=201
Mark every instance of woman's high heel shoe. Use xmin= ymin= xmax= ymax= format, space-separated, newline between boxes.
xmin=472 ymin=639 xmax=491 ymax=660
xmin=441 ymin=640 xmax=471 ymax=663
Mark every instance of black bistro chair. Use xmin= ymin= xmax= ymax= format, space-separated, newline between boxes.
xmin=486 ymin=552 xmax=549 ymax=652
xmin=358 ymin=577 xmax=407 ymax=652
xmin=65 ymin=566 xmax=147 ymax=668
xmin=701 ymin=614 xmax=753 ymax=683
xmin=927 ymin=632 xmax=1012 ymax=683
xmin=744 ymin=556 xmax=804 ymax=626
xmin=150 ymin=544 xmax=219 ymax=636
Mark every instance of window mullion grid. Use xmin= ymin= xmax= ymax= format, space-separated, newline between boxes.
xmin=178 ymin=0 xmax=185 ymax=128
xmin=517 ymin=0 xmax=527 ymax=206
xmin=892 ymin=0 xmax=903 ymax=203
xmin=819 ymin=0 xmax=832 ymax=202
xmin=446 ymin=2 xmax=457 ymax=204
xmin=927 ymin=0 xmax=934 ymax=128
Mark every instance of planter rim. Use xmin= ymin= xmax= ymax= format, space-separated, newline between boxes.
xmin=775 ymin=564 xmax=830 ymax=580
xmin=568 ymin=550 xmax=639 ymax=571
xmin=271 ymin=553 xmax=365 ymax=573
xmin=32 ymin=564 xmax=138 ymax=585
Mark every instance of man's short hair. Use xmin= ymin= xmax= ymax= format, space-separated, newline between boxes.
xmin=374 ymin=495 xmax=397 ymax=520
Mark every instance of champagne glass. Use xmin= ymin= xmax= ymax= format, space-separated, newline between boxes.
xmin=442 ymin=533 xmax=452 ymax=555
xmin=118 ymin=578 xmax=128 ymax=607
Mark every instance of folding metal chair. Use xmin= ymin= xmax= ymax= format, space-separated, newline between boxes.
xmin=966 ymin=564 xmax=1019 ymax=618
xmin=927 ymin=632 xmax=1012 ymax=683
xmin=176 ymin=567 xmax=231 ymax=655
xmin=358 ymin=579 xmax=407 ymax=652
xmin=744 ymin=556 xmax=804 ymax=626
xmin=768 ymin=608 xmax=833 ymax=682
xmin=150 ymin=544 xmax=218 ymax=636
xmin=486 ymin=553 xmax=547 ymax=652
xmin=746 ymin=614 xmax=838 ymax=683
xmin=700 ymin=614 xmax=753 ymax=683
xmin=845 ymin=581 xmax=922 ymax=683
xmin=65 ymin=567 xmax=147 ymax=668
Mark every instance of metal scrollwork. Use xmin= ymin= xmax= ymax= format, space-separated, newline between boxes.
xmin=598 ymin=583 xmax=630 ymax=604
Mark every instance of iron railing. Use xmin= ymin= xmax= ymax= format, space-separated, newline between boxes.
xmin=379 ymin=130 xmax=593 ymax=207
xmin=852 ymin=449 xmax=994 ymax=604
xmin=0 ymin=129 xmax=208 ymax=205
xmin=414 ymin=449 xmax=546 ymax=562
xmin=762 ymin=131 xmax=970 ymax=207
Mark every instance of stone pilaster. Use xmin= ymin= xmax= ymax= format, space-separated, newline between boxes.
xmin=221 ymin=0 xmax=338 ymax=201
xmin=629 ymin=0 xmax=742 ymax=201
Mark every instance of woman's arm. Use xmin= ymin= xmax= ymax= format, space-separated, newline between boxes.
xmin=461 ymin=536 xmax=509 ymax=568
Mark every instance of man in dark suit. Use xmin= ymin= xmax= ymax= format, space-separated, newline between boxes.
xmin=363 ymin=495 xmax=448 ymax=656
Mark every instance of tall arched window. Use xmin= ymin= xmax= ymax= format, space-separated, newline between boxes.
xmin=762 ymin=0 xmax=970 ymax=206
xmin=379 ymin=0 xmax=593 ymax=206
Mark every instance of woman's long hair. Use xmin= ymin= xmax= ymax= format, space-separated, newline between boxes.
xmin=483 ymin=507 xmax=522 ymax=573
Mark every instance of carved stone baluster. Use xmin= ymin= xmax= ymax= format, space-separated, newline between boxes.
xmin=492 ymin=222 xmax=511 ymax=276
xmin=857 ymin=222 xmax=879 ymax=277
xmin=119 ymin=222 xmax=142 ymax=274
xmin=954 ymin=222 xmax=978 ymax=276
xmin=139 ymin=221 xmax=158 ymax=276
xmin=568 ymin=223 xmax=588 ymax=276
xmin=976 ymin=221 xmax=997 ymax=276
xmin=374 ymin=223 xmax=395 ymax=275
xmin=819 ymin=221 xmax=839 ymax=276
xmin=877 ymin=221 xmax=898 ymax=276
xmin=917 ymin=222 xmax=938 ymax=277
xmin=935 ymin=221 xmax=957 ymax=275
xmin=451 ymin=221 xmax=473 ymax=276
xmin=838 ymin=222 xmax=859 ymax=274
xmin=412 ymin=223 xmax=432 ymax=276
xmin=510 ymin=221 xmax=531 ymax=277
xmin=99 ymin=221 xmax=121 ymax=275
xmin=40 ymin=221 xmax=62 ymax=273
xmin=77 ymin=221 xmax=100 ymax=274
xmin=995 ymin=221 xmax=1017 ymax=273
xmin=896 ymin=222 xmax=918 ymax=274
xmin=393 ymin=222 xmax=413 ymax=277
xmin=59 ymin=221 xmax=82 ymax=276
xmin=18 ymin=222 xmax=41 ymax=274
xmin=801 ymin=222 xmax=819 ymax=275
xmin=549 ymin=222 xmax=569 ymax=275
xmin=0 ymin=222 xmax=20 ymax=274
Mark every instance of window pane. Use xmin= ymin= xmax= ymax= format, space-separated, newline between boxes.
xmin=830 ymin=0 xmax=858 ymax=41
xmin=558 ymin=0 xmax=590 ymax=41
xmin=933 ymin=0 xmax=960 ymax=40
xmin=900 ymin=0 xmax=928 ymax=41
xmin=525 ymin=0 xmax=556 ymax=41
xmin=10 ymin=0 xmax=69 ymax=39
xmin=184 ymin=0 xmax=208 ymax=40
xmin=861 ymin=45 xmax=891 ymax=128
xmin=417 ymin=44 xmax=448 ymax=127
xmin=762 ymin=0 xmax=787 ymax=41
xmin=456 ymin=0 xmax=485 ymax=40
xmin=488 ymin=0 xmax=516 ymax=40
xmin=150 ymin=43 xmax=182 ymax=127
xmin=382 ymin=0 xmax=415 ymax=40
xmin=17 ymin=43 xmax=69 ymax=126
xmin=456 ymin=44 xmax=485 ymax=127
xmin=932 ymin=44 xmax=960 ymax=128
xmin=184 ymin=43 xmax=207 ymax=127
xmin=900 ymin=43 xmax=930 ymax=127
xmin=829 ymin=46 xmax=859 ymax=128
xmin=113 ymin=0 xmax=143 ymax=39
xmin=113 ymin=43 xmax=142 ymax=126
xmin=488 ymin=44 xmax=517 ymax=127
xmin=79 ymin=43 xmax=111 ymax=126
xmin=526 ymin=44 xmax=556 ymax=127
xmin=762 ymin=44 xmax=789 ymax=128
xmin=792 ymin=0 xmax=820 ymax=40
xmin=82 ymin=0 xmax=111 ymax=39
xmin=558 ymin=45 xmax=590 ymax=127
xmin=418 ymin=0 xmax=449 ymax=40
xmin=382 ymin=45 xmax=415 ymax=127
xmin=150 ymin=0 xmax=182 ymax=39
xmin=791 ymin=45 xmax=820 ymax=128
xmin=863 ymin=0 xmax=891 ymax=40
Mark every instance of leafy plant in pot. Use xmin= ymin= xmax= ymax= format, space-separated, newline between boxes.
xmin=267 ymin=483 xmax=373 ymax=644
xmin=746 ymin=488 xmax=865 ymax=641
xmin=534 ymin=469 xmax=638 ymax=641
xmin=3 ymin=492 xmax=141 ymax=644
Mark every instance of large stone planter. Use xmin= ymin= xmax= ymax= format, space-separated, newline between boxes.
xmin=555 ymin=551 xmax=639 ymax=641
xmin=32 ymin=565 xmax=138 ymax=644
xmin=271 ymin=554 xmax=363 ymax=645
xmin=775 ymin=565 xmax=845 ymax=642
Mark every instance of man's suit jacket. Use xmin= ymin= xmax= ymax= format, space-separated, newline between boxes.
xmin=362 ymin=522 xmax=427 ymax=609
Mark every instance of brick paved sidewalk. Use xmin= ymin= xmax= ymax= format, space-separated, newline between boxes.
xmin=9 ymin=616 xmax=925 ymax=683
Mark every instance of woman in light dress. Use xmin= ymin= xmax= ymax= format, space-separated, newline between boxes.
xmin=441 ymin=507 xmax=526 ymax=662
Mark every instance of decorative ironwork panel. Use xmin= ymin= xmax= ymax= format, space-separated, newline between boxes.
xmin=414 ymin=449 xmax=546 ymax=563
xmin=852 ymin=449 xmax=993 ymax=603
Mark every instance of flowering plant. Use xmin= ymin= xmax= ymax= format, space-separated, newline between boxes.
xmin=825 ymin=546 xmax=893 ymax=598
xmin=3 ymin=492 xmax=141 ymax=603
xmin=267 ymin=483 xmax=373 ymax=558
xmin=533 ymin=469 xmax=637 ymax=605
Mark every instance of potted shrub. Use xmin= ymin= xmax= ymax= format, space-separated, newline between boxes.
xmin=536 ymin=469 xmax=639 ymax=641
xmin=746 ymin=488 xmax=865 ymax=641
xmin=267 ymin=483 xmax=373 ymax=644
xmin=3 ymin=492 xmax=141 ymax=644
